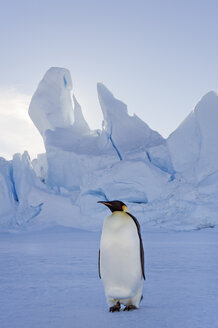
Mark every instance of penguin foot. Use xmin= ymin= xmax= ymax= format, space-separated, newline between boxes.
xmin=109 ymin=302 xmax=121 ymax=312
xmin=123 ymin=305 xmax=137 ymax=311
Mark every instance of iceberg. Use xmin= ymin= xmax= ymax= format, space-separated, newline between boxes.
xmin=1 ymin=67 xmax=218 ymax=231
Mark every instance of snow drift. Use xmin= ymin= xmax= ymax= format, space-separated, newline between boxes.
xmin=1 ymin=67 xmax=218 ymax=231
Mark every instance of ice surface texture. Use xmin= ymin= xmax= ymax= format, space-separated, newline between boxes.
xmin=1 ymin=67 xmax=218 ymax=231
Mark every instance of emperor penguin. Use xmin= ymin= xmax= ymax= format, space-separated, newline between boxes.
xmin=98 ymin=200 xmax=145 ymax=312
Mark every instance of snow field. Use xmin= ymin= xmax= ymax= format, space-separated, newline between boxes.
xmin=0 ymin=227 xmax=217 ymax=328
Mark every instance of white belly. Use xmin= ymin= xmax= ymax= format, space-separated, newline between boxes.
xmin=100 ymin=212 xmax=143 ymax=300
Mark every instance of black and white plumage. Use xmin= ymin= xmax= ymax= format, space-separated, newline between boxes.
xmin=98 ymin=200 xmax=145 ymax=312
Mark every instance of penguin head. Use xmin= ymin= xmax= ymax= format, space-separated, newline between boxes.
xmin=97 ymin=200 xmax=129 ymax=213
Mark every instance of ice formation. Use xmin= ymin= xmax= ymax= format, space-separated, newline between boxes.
xmin=29 ymin=67 xmax=74 ymax=136
xmin=0 ymin=158 xmax=16 ymax=225
xmin=168 ymin=91 xmax=218 ymax=181
xmin=97 ymin=83 xmax=164 ymax=159
xmin=1 ymin=67 xmax=218 ymax=231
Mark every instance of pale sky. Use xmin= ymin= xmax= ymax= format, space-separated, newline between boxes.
xmin=1 ymin=0 xmax=218 ymax=159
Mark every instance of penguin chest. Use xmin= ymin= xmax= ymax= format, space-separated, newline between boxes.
xmin=100 ymin=213 xmax=142 ymax=298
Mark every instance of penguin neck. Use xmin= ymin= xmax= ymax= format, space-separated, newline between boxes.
xmin=105 ymin=211 xmax=129 ymax=231
xmin=110 ymin=211 xmax=127 ymax=217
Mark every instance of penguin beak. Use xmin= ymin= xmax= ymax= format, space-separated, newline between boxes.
xmin=97 ymin=201 xmax=113 ymax=211
xmin=97 ymin=201 xmax=112 ymax=207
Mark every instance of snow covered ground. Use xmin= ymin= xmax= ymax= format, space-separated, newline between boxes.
xmin=0 ymin=226 xmax=217 ymax=328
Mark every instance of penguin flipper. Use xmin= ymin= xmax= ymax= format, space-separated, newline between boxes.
xmin=98 ymin=249 xmax=101 ymax=279
xmin=127 ymin=213 xmax=146 ymax=280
